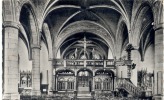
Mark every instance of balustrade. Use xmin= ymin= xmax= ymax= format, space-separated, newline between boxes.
xmin=86 ymin=60 xmax=95 ymax=66
xmin=53 ymin=59 xmax=115 ymax=68
xmin=116 ymin=78 xmax=142 ymax=97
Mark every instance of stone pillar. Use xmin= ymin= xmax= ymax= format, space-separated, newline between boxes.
xmin=3 ymin=21 xmax=20 ymax=99
xmin=48 ymin=60 xmax=53 ymax=95
xmin=131 ymin=50 xmax=139 ymax=86
xmin=31 ymin=44 xmax=41 ymax=95
xmin=153 ymin=24 xmax=163 ymax=100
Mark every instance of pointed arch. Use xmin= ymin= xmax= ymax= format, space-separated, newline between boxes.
xmin=19 ymin=3 xmax=40 ymax=46
xmin=42 ymin=23 xmax=53 ymax=59
xmin=116 ymin=19 xmax=129 ymax=58
xmin=131 ymin=2 xmax=154 ymax=47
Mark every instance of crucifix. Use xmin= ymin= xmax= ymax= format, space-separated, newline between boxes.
xmin=78 ymin=35 xmax=92 ymax=59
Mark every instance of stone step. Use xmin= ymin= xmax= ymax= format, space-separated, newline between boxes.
xmin=77 ymin=98 xmax=92 ymax=100
xmin=78 ymin=87 xmax=89 ymax=91
xmin=77 ymin=96 xmax=92 ymax=100
xmin=77 ymin=93 xmax=91 ymax=97
xmin=78 ymin=91 xmax=90 ymax=94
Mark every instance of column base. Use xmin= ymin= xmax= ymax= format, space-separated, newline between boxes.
xmin=3 ymin=93 xmax=20 ymax=100
xmin=153 ymin=95 xmax=163 ymax=100
xmin=31 ymin=90 xmax=41 ymax=96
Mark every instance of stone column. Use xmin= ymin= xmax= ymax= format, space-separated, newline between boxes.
xmin=131 ymin=50 xmax=140 ymax=86
xmin=3 ymin=21 xmax=20 ymax=99
xmin=31 ymin=44 xmax=41 ymax=95
xmin=153 ymin=24 xmax=163 ymax=100
xmin=48 ymin=60 xmax=53 ymax=95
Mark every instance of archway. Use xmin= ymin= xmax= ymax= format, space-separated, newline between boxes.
xmin=56 ymin=69 xmax=75 ymax=91
xmin=95 ymin=69 xmax=114 ymax=91
xmin=77 ymin=68 xmax=93 ymax=92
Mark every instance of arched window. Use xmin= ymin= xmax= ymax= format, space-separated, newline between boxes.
xmin=57 ymin=69 xmax=75 ymax=91
xmin=95 ymin=70 xmax=114 ymax=91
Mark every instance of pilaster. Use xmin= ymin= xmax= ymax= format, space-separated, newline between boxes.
xmin=3 ymin=21 xmax=20 ymax=99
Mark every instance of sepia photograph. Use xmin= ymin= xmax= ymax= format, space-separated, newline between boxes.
xmin=2 ymin=0 xmax=163 ymax=100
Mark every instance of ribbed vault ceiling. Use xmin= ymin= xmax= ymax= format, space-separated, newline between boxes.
xmin=18 ymin=0 xmax=155 ymax=59
xmin=43 ymin=0 xmax=128 ymax=58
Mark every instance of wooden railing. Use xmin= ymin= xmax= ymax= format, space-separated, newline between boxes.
xmin=116 ymin=78 xmax=142 ymax=97
xmin=53 ymin=59 xmax=115 ymax=68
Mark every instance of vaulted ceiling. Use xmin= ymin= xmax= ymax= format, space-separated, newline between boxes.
xmin=18 ymin=0 xmax=156 ymax=59
xmin=43 ymin=0 xmax=130 ymax=39
xmin=42 ymin=0 xmax=133 ymax=58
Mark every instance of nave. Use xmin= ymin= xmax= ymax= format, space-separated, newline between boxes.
xmin=2 ymin=0 xmax=163 ymax=100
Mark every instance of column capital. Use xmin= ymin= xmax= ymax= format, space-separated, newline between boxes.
xmin=3 ymin=21 xmax=19 ymax=29
xmin=153 ymin=23 xmax=164 ymax=31
xmin=31 ymin=44 xmax=41 ymax=49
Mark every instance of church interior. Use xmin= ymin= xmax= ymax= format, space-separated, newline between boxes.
xmin=2 ymin=0 xmax=163 ymax=100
